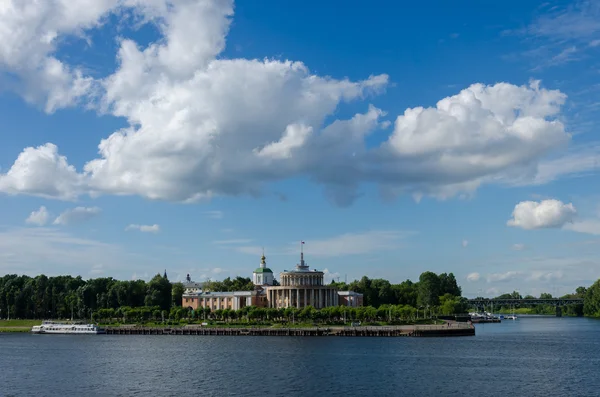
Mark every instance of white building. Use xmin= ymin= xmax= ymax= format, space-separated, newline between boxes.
xmin=253 ymin=253 xmax=274 ymax=286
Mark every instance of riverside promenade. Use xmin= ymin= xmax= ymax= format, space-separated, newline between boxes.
xmin=104 ymin=322 xmax=475 ymax=337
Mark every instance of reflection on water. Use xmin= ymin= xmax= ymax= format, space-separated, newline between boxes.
xmin=1 ymin=316 xmax=599 ymax=397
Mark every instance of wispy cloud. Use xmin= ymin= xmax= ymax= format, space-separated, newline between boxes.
xmin=486 ymin=271 xmax=523 ymax=283
xmin=505 ymin=1 xmax=600 ymax=69
xmin=25 ymin=206 xmax=50 ymax=226
xmin=90 ymin=264 xmax=104 ymax=275
xmin=212 ymin=239 xmax=254 ymax=245
xmin=53 ymin=206 xmax=101 ymax=225
xmin=564 ymin=219 xmax=600 ymax=235
xmin=0 ymin=227 xmax=121 ymax=275
xmin=513 ymin=144 xmax=600 ymax=186
xmin=125 ymin=224 xmax=160 ymax=233
xmin=512 ymin=243 xmax=526 ymax=251
xmin=466 ymin=272 xmax=480 ymax=282
xmin=234 ymin=230 xmax=416 ymax=258
xmin=204 ymin=210 xmax=223 ymax=219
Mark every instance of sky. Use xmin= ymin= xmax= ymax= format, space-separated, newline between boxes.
xmin=1 ymin=0 xmax=600 ymax=298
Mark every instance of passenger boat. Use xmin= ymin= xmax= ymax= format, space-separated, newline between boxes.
xmin=31 ymin=321 xmax=105 ymax=334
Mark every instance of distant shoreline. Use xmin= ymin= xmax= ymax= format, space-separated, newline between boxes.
xmin=102 ymin=323 xmax=476 ymax=337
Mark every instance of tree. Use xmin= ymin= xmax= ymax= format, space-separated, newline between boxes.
xmin=417 ymin=272 xmax=441 ymax=307
xmin=145 ymin=274 xmax=172 ymax=311
xmin=439 ymin=273 xmax=461 ymax=297
xmin=172 ymin=282 xmax=185 ymax=307
xmin=583 ymin=280 xmax=600 ymax=317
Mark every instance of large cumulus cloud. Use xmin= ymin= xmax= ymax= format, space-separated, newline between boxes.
xmin=0 ymin=0 xmax=573 ymax=206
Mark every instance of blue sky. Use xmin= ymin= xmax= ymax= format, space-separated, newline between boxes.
xmin=1 ymin=0 xmax=600 ymax=297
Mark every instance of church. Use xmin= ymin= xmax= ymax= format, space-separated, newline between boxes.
xmin=182 ymin=248 xmax=363 ymax=311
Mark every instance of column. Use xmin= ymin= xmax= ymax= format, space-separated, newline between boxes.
xmin=296 ymin=289 xmax=300 ymax=308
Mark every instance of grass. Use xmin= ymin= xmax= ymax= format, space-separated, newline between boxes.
xmin=0 ymin=319 xmax=40 ymax=333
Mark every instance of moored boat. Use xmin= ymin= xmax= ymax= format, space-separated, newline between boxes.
xmin=31 ymin=321 xmax=105 ymax=335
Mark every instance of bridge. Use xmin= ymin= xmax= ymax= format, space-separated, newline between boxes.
xmin=467 ymin=298 xmax=584 ymax=317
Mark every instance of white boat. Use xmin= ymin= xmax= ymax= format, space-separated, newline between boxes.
xmin=31 ymin=321 xmax=105 ymax=334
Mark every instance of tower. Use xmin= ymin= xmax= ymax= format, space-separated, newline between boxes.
xmin=253 ymin=249 xmax=274 ymax=286
xmin=296 ymin=240 xmax=309 ymax=271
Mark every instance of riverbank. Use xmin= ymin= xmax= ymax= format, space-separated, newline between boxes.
xmin=0 ymin=320 xmax=40 ymax=333
xmin=104 ymin=323 xmax=475 ymax=337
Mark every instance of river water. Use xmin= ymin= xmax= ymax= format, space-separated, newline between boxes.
xmin=1 ymin=316 xmax=599 ymax=397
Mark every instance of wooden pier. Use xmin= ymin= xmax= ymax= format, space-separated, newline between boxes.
xmin=104 ymin=324 xmax=475 ymax=337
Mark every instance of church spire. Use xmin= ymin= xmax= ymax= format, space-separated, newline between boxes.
xmin=260 ymin=247 xmax=266 ymax=268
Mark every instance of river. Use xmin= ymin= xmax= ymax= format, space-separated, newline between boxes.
xmin=1 ymin=316 xmax=599 ymax=397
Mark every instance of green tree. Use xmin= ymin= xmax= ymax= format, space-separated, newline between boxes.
xmin=438 ymin=273 xmax=461 ymax=296
xmin=583 ymin=279 xmax=600 ymax=317
xmin=145 ymin=274 xmax=172 ymax=311
xmin=172 ymin=282 xmax=185 ymax=307
xmin=417 ymin=271 xmax=441 ymax=307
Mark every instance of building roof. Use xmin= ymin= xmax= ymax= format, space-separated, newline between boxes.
xmin=338 ymin=290 xmax=363 ymax=296
xmin=254 ymin=267 xmax=273 ymax=273
xmin=184 ymin=290 xmax=259 ymax=298
xmin=281 ymin=269 xmax=323 ymax=274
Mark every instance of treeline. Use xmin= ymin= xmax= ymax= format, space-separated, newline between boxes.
xmin=330 ymin=272 xmax=463 ymax=308
xmin=203 ymin=276 xmax=255 ymax=292
xmin=473 ymin=288 xmax=589 ymax=316
xmin=0 ymin=271 xmax=465 ymax=320
xmin=583 ymin=281 xmax=600 ymax=317
xmin=0 ymin=273 xmax=175 ymax=319
xmin=96 ymin=304 xmax=427 ymax=325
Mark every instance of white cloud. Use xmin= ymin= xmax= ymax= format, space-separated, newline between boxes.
xmin=0 ymin=227 xmax=121 ymax=275
xmin=125 ymin=224 xmax=160 ymax=233
xmin=204 ymin=211 xmax=224 ymax=219
xmin=235 ymin=246 xmax=265 ymax=256
xmin=486 ymin=287 xmax=500 ymax=296
xmin=511 ymin=1 xmax=600 ymax=70
xmin=90 ymin=264 xmax=104 ymax=275
xmin=530 ymin=144 xmax=600 ymax=185
xmin=564 ymin=219 xmax=600 ymax=235
xmin=486 ymin=271 xmax=522 ymax=283
xmin=235 ymin=230 xmax=415 ymax=258
xmin=25 ymin=206 xmax=50 ymax=226
xmin=53 ymin=206 xmax=101 ymax=225
xmin=527 ymin=1 xmax=600 ymax=43
xmin=466 ymin=272 xmax=480 ymax=282
xmin=512 ymin=243 xmax=526 ymax=251
xmin=527 ymin=271 xmax=564 ymax=282
xmin=0 ymin=143 xmax=84 ymax=200
xmin=0 ymin=1 xmax=578 ymax=206
xmin=323 ymin=268 xmax=341 ymax=283
xmin=462 ymin=239 xmax=469 ymax=248
xmin=293 ymin=231 xmax=414 ymax=257
xmin=507 ymin=199 xmax=577 ymax=229
xmin=212 ymin=239 xmax=253 ymax=245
